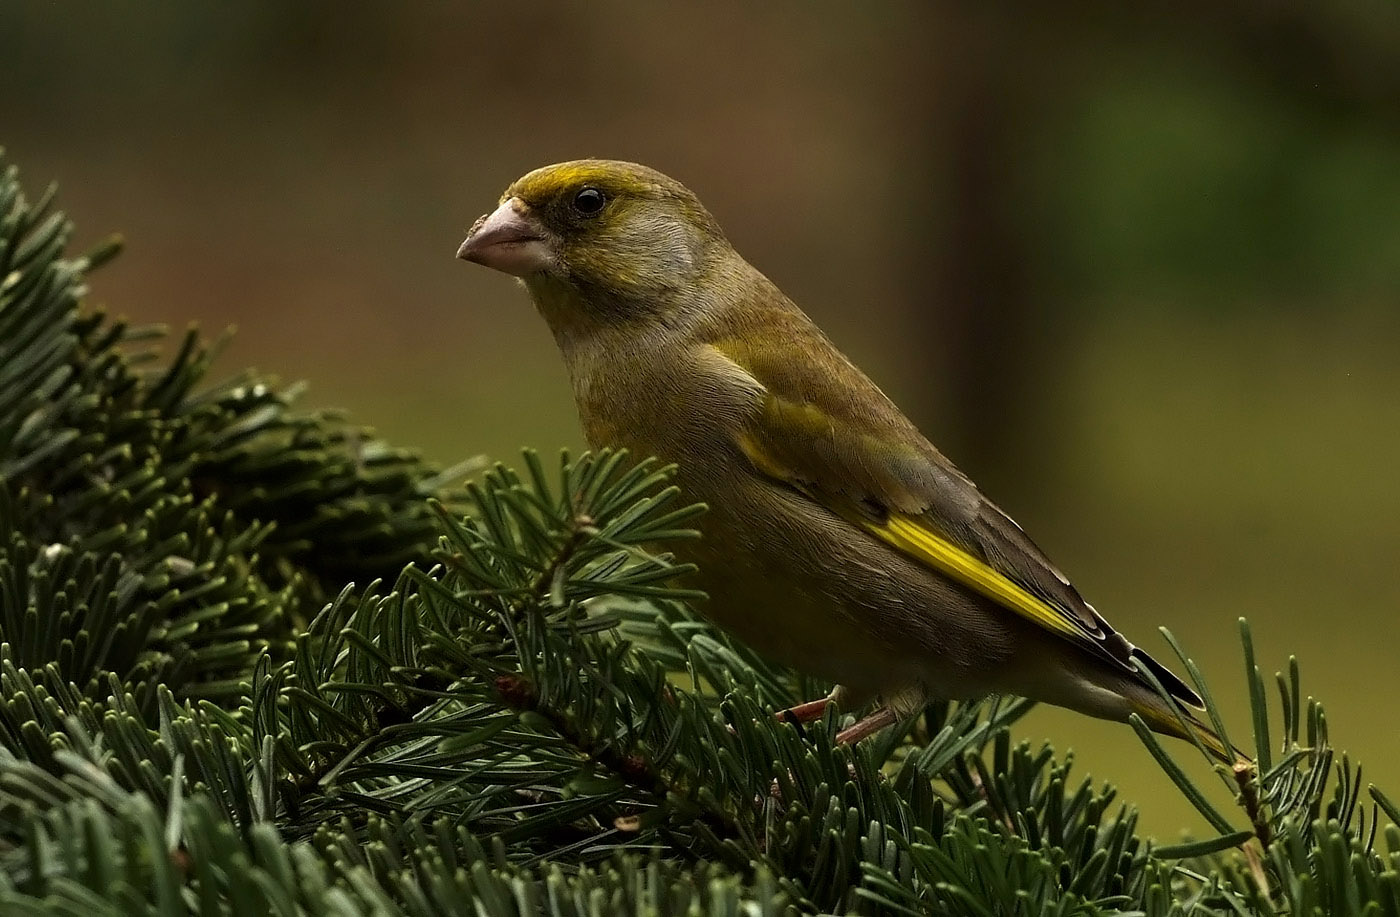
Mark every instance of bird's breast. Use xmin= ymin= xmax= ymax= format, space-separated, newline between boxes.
xmin=568 ymin=337 xmax=760 ymax=467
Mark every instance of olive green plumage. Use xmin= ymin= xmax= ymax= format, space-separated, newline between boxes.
xmin=457 ymin=159 xmax=1235 ymax=760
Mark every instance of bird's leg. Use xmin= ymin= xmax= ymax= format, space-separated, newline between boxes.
xmin=835 ymin=707 xmax=897 ymax=745
xmin=775 ymin=686 xmax=847 ymax=724
xmin=776 ymin=698 xmax=833 ymax=724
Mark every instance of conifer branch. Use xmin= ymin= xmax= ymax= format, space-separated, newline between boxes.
xmin=1 ymin=146 xmax=1398 ymax=916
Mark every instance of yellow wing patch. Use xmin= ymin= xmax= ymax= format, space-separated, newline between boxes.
xmin=873 ymin=513 xmax=1238 ymax=762
xmin=726 ymin=364 xmax=1094 ymax=650
xmin=736 ymin=410 xmax=1083 ymax=645
xmin=860 ymin=513 xmax=1083 ymax=642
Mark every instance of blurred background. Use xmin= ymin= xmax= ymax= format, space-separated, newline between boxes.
xmin=4 ymin=1 xmax=1398 ymax=839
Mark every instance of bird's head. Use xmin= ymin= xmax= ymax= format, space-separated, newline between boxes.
xmin=457 ymin=160 xmax=730 ymax=329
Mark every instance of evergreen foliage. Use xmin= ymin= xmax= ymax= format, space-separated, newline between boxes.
xmin=0 ymin=151 xmax=1397 ymax=915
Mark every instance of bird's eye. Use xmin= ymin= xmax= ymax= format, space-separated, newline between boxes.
xmin=572 ymin=187 xmax=606 ymax=216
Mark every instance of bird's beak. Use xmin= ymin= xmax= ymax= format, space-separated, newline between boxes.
xmin=456 ymin=198 xmax=552 ymax=277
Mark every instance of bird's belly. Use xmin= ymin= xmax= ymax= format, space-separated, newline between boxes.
xmin=687 ymin=538 xmax=914 ymax=697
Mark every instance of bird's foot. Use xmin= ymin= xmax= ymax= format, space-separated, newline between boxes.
xmin=775 ymin=697 xmax=834 ymax=724
xmin=835 ymin=707 xmax=896 ymax=744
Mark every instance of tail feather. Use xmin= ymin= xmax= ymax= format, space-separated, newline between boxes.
xmin=1129 ymin=646 xmax=1203 ymax=709
xmin=1129 ymin=697 xmax=1250 ymax=767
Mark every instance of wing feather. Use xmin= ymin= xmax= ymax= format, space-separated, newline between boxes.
xmin=711 ymin=335 xmax=1202 ymax=709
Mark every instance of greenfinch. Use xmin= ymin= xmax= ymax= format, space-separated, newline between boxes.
xmin=457 ymin=159 xmax=1233 ymax=760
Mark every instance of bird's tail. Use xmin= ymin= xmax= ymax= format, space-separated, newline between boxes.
xmin=1129 ymin=697 xmax=1250 ymax=767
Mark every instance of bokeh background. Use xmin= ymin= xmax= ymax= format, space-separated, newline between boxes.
xmin=4 ymin=2 xmax=1398 ymax=840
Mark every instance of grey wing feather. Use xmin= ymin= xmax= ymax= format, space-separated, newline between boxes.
xmin=925 ymin=462 xmax=1204 ymax=708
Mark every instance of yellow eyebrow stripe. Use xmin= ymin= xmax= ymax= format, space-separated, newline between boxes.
xmin=508 ymin=162 xmax=657 ymax=202
xmin=859 ymin=513 xmax=1081 ymax=641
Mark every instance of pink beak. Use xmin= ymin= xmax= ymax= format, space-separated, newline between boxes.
xmin=456 ymin=198 xmax=552 ymax=276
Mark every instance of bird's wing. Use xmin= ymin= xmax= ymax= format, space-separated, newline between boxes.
xmin=711 ymin=336 xmax=1202 ymax=708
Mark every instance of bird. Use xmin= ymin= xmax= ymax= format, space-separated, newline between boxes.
xmin=456 ymin=158 xmax=1236 ymax=762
